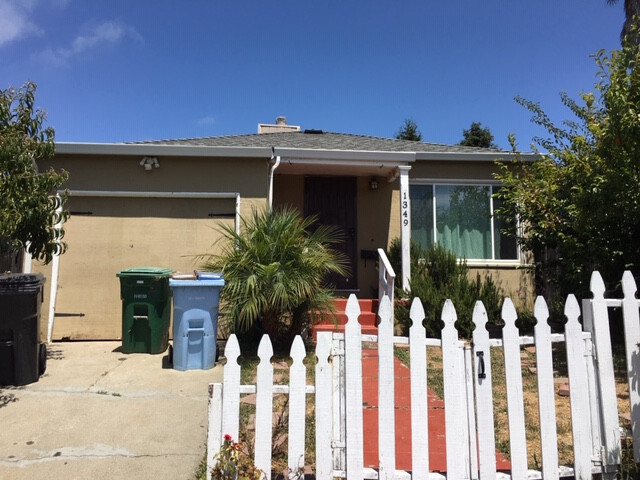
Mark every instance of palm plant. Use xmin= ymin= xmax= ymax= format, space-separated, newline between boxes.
xmin=200 ymin=207 xmax=349 ymax=351
xmin=607 ymin=0 xmax=640 ymax=44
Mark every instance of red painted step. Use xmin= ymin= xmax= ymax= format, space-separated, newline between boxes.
xmin=312 ymin=298 xmax=379 ymax=338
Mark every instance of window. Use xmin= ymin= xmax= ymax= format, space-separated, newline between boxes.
xmin=410 ymin=184 xmax=518 ymax=261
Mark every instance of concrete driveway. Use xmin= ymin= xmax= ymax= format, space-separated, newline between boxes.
xmin=0 ymin=341 xmax=223 ymax=480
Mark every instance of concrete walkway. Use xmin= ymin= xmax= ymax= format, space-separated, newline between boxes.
xmin=0 ymin=341 xmax=223 ymax=480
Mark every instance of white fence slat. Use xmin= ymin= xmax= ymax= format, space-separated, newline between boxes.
xmin=207 ymin=382 xmax=223 ymax=480
xmin=333 ymin=333 xmax=346 ymax=472
xmin=377 ymin=295 xmax=396 ymax=479
xmin=315 ymin=332 xmax=333 ymax=480
xmin=533 ymin=296 xmax=559 ymax=480
xmin=464 ymin=344 xmax=479 ymax=480
xmin=563 ymin=294 xmax=592 ymax=479
xmin=254 ymin=334 xmax=274 ymax=476
xmin=409 ymin=298 xmax=430 ymax=479
xmin=344 ymin=294 xmax=364 ymax=480
xmin=472 ymin=301 xmax=497 ymax=479
xmin=288 ymin=336 xmax=307 ymax=476
xmin=441 ymin=299 xmax=468 ymax=479
xmin=222 ymin=334 xmax=241 ymax=442
xmin=501 ymin=298 xmax=528 ymax=477
xmin=621 ymin=271 xmax=640 ymax=461
xmin=589 ymin=271 xmax=621 ymax=470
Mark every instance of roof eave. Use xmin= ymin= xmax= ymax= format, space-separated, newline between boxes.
xmin=414 ymin=151 xmax=539 ymax=162
xmin=274 ymin=147 xmax=415 ymax=164
xmin=55 ymin=142 xmax=273 ymax=158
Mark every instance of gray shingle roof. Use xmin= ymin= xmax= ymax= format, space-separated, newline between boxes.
xmin=134 ymin=131 xmax=506 ymax=154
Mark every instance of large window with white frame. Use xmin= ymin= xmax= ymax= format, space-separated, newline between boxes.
xmin=410 ymin=183 xmax=518 ymax=261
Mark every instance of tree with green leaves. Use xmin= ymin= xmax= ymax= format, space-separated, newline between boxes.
xmin=395 ymin=118 xmax=422 ymax=141
xmin=199 ymin=207 xmax=348 ymax=351
xmin=0 ymin=82 xmax=68 ymax=267
xmin=459 ymin=121 xmax=497 ymax=148
xmin=494 ymin=35 xmax=640 ymax=304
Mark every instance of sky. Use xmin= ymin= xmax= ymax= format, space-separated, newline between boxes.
xmin=1 ymin=1 xmax=626 ymax=151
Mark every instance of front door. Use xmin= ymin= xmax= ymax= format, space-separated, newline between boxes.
xmin=304 ymin=176 xmax=357 ymax=290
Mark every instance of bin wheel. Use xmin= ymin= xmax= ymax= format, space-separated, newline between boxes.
xmin=215 ymin=346 xmax=220 ymax=363
xmin=39 ymin=344 xmax=47 ymax=376
xmin=168 ymin=344 xmax=173 ymax=365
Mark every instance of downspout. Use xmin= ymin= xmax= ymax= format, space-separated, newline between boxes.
xmin=267 ymin=147 xmax=281 ymax=212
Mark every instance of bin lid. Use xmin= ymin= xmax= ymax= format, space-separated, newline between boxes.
xmin=117 ymin=267 xmax=173 ymax=277
xmin=169 ymin=278 xmax=225 ymax=287
xmin=0 ymin=273 xmax=45 ymax=290
xmin=195 ymin=271 xmax=223 ymax=280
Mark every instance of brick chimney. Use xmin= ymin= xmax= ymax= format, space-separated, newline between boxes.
xmin=258 ymin=116 xmax=301 ymax=134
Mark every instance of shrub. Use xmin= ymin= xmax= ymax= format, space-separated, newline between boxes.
xmin=200 ymin=207 xmax=348 ymax=351
xmin=388 ymin=239 xmax=504 ymax=338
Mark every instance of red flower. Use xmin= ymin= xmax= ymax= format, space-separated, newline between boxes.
xmin=224 ymin=434 xmax=233 ymax=442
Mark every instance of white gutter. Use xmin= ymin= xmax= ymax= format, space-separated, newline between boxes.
xmin=273 ymin=147 xmax=415 ymax=164
xmin=65 ymin=190 xmax=239 ymax=198
xmin=414 ymin=151 xmax=539 ymax=162
xmin=268 ymin=152 xmax=281 ymax=211
xmin=56 ymin=142 xmax=272 ymax=158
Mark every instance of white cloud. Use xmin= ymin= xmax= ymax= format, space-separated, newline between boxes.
xmin=37 ymin=20 xmax=143 ymax=66
xmin=197 ymin=116 xmax=216 ymax=126
xmin=0 ymin=0 xmax=40 ymax=47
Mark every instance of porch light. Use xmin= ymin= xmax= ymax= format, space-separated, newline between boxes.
xmin=369 ymin=177 xmax=379 ymax=190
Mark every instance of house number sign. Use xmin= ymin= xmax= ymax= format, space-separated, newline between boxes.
xmin=402 ymin=192 xmax=409 ymax=227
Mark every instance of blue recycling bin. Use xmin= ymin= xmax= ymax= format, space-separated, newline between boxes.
xmin=169 ymin=272 xmax=225 ymax=370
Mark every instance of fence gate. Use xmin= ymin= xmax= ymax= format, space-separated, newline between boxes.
xmin=325 ymin=280 xmax=625 ymax=479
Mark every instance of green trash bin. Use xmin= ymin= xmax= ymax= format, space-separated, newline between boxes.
xmin=116 ymin=267 xmax=172 ymax=354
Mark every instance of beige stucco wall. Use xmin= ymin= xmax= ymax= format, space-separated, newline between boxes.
xmin=410 ymin=159 xmax=502 ymax=181
xmin=33 ymin=154 xmax=270 ymax=340
xmin=32 ymin=154 xmax=534 ymax=341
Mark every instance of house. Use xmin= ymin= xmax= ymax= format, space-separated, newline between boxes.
xmin=32 ymin=118 xmax=536 ymax=341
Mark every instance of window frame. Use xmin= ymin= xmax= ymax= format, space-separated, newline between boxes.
xmin=409 ymin=179 xmax=521 ymax=266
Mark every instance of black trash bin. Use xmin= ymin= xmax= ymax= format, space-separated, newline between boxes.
xmin=0 ymin=273 xmax=47 ymax=386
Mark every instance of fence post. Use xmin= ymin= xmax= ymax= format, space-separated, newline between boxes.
xmin=621 ymin=271 xmax=640 ymax=462
xmin=315 ymin=332 xmax=333 ymax=480
xmin=221 ymin=335 xmax=241 ymax=442
xmin=344 ymin=295 xmax=364 ymax=480
xmin=377 ymin=295 xmax=396 ymax=479
xmin=441 ymin=299 xmax=469 ymax=478
xmin=501 ymin=298 xmax=528 ymax=477
xmin=589 ymin=271 xmax=621 ymax=476
xmin=534 ymin=296 xmax=560 ymax=480
xmin=582 ymin=298 xmax=604 ymax=463
xmin=564 ymin=294 xmax=593 ymax=479
xmin=207 ymin=382 xmax=223 ymax=480
xmin=288 ymin=336 xmax=307 ymax=477
xmin=472 ymin=301 xmax=497 ymax=478
xmin=254 ymin=335 xmax=274 ymax=476
xmin=409 ymin=298 xmax=430 ymax=479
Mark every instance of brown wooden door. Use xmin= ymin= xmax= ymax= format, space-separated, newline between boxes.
xmin=304 ymin=176 xmax=357 ymax=290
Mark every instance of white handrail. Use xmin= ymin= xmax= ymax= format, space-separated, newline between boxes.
xmin=377 ymin=248 xmax=395 ymax=309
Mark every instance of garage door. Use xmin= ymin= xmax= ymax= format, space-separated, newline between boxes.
xmin=52 ymin=196 xmax=235 ymax=340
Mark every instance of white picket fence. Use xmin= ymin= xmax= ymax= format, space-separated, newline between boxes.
xmin=207 ymin=271 xmax=640 ymax=479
